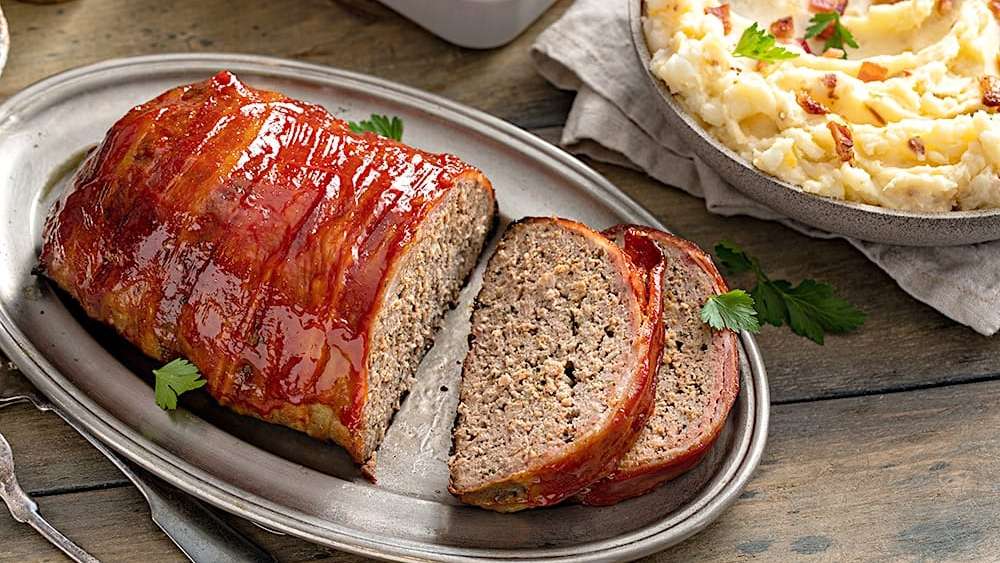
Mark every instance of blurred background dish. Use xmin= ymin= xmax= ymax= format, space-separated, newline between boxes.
xmin=378 ymin=0 xmax=556 ymax=49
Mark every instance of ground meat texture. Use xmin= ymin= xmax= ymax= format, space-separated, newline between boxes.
xmin=362 ymin=177 xmax=496 ymax=460
xmin=449 ymin=217 xmax=653 ymax=512
xmin=576 ymin=228 xmax=739 ymax=506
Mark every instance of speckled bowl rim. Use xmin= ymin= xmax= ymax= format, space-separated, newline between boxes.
xmin=0 ymin=4 xmax=9 ymax=79
xmin=630 ymin=0 xmax=1000 ymax=246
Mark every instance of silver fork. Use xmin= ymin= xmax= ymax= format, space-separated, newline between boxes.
xmin=0 ymin=427 xmax=99 ymax=562
xmin=0 ymin=383 xmax=275 ymax=563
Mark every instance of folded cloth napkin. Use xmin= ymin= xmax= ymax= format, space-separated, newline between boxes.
xmin=532 ymin=0 xmax=1000 ymax=336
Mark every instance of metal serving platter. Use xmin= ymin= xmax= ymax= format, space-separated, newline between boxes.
xmin=630 ymin=0 xmax=1000 ymax=247
xmin=0 ymin=54 xmax=768 ymax=561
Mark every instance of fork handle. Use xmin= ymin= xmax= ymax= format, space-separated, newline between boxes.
xmin=24 ymin=510 xmax=101 ymax=563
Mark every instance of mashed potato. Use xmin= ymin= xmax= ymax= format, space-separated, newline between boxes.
xmin=645 ymin=0 xmax=1000 ymax=211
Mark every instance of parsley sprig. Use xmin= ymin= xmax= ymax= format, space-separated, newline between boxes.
xmin=804 ymin=12 xmax=858 ymax=59
xmin=733 ymin=23 xmax=799 ymax=63
xmin=348 ymin=114 xmax=404 ymax=141
xmin=153 ymin=358 xmax=206 ymax=410
xmin=701 ymin=289 xmax=761 ymax=333
xmin=709 ymin=241 xmax=866 ymax=344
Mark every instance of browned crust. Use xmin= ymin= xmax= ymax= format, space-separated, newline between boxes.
xmin=576 ymin=226 xmax=740 ymax=506
xmin=449 ymin=217 xmax=660 ymax=512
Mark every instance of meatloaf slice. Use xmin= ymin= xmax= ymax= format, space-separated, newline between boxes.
xmin=448 ymin=217 xmax=661 ymax=512
xmin=576 ymin=225 xmax=740 ymax=506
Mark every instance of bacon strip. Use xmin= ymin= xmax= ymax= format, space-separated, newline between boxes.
xmin=797 ymin=91 xmax=830 ymax=115
xmin=705 ymin=4 xmax=732 ymax=34
xmin=809 ymin=0 xmax=848 ymax=13
xmin=981 ymin=76 xmax=1000 ymax=107
xmin=770 ymin=16 xmax=794 ymax=40
xmin=822 ymin=73 xmax=838 ymax=98
xmin=858 ymin=62 xmax=889 ymax=82
xmin=827 ymin=121 xmax=855 ymax=162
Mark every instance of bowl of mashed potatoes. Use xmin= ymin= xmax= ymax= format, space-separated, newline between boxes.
xmin=633 ymin=0 xmax=1000 ymax=245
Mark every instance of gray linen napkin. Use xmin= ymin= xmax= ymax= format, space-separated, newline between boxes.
xmin=532 ymin=0 xmax=1000 ymax=336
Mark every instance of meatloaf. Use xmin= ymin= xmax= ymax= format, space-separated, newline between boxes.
xmin=448 ymin=217 xmax=664 ymax=512
xmin=577 ymin=225 xmax=740 ymax=506
xmin=39 ymin=71 xmax=496 ymax=465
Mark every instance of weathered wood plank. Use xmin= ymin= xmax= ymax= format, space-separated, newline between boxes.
xmin=661 ymin=380 xmax=1000 ymax=562
xmin=4 ymin=380 xmax=998 ymax=562
xmin=0 ymin=401 xmax=128 ymax=496
xmin=0 ymin=0 xmax=574 ymax=129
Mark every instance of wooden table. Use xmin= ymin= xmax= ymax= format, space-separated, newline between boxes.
xmin=2 ymin=1 xmax=999 ymax=561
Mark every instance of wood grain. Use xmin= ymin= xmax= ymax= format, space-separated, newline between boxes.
xmin=0 ymin=402 xmax=128 ymax=496
xmin=4 ymin=380 xmax=999 ymax=562
xmin=0 ymin=0 xmax=574 ymax=129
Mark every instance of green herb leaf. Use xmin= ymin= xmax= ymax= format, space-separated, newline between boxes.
xmin=348 ymin=114 xmax=404 ymax=141
xmin=804 ymin=12 xmax=858 ymax=58
xmin=750 ymin=280 xmax=788 ymax=327
xmin=779 ymin=279 xmax=867 ymax=344
xmin=701 ymin=290 xmax=761 ymax=333
xmin=733 ymin=23 xmax=800 ymax=63
xmin=711 ymin=241 xmax=866 ymax=344
xmin=153 ymin=358 xmax=206 ymax=410
xmin=715 ymin=241 xmax=755 ymax=274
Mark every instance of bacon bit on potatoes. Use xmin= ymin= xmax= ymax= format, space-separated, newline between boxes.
xmin=936 ymin=0 xmax=954 ymax=14
xmin=797 ymin=91 xmax=830 ymax=115
xmin=990 ymin=1 xmax=1000 ymax=20
xmin=705 ymin=4 xmax=732 ymax=34
xmin=827 ymin=122 xmax=855 ymax=162
xmin=858 ymin=62 xmax=889 ymax=82
xmin=770 ymin=17 xmax=795 ymax=40
xmin=908 ymin=137 xmax=926 ymax=158
xmin=822 ymin=73 xmax=839 ymax=98
xmin=981 ymin=76 xmax=1000 ymax=107
xmin=799 ymin=39 xmax=814 ymax=54
xmin=865 ymin=104 xmax=887 ymax=126
xmin=823 ymin=48 xmax=846 ymax=58
xmin=809 ymin=0 xmax=848 ymax=14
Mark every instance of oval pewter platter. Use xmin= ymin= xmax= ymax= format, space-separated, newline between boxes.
xmin=630 ymin=0 xmax=1000 ymax=247
xmin=0 ymin=54 xmax=769 ymax=562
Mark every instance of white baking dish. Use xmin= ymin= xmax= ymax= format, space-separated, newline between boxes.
xmin=378 ymin=0 xmax=557 ymax=49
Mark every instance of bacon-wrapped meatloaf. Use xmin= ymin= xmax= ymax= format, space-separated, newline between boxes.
xmin=40 ymin=71 xmax=496 ymax=466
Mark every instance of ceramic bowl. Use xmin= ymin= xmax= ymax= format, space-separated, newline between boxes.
xmin=0 ymin=4 xmax=8 ymax=79
xmin=629 ymin=0 xmax=1000 ymax=246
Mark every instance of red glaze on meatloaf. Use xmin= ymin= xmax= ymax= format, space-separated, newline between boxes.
xmin=40 ymin=71 xmax=496 ymax=464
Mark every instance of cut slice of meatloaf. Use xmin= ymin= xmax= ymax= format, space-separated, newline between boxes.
xmin=576 ymin=225 xmax=740 ymax=506
xmin=448 ymin=217 xmax=663 ymax=512
xmin=39 ymin=71 xmax=497 ymax=467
